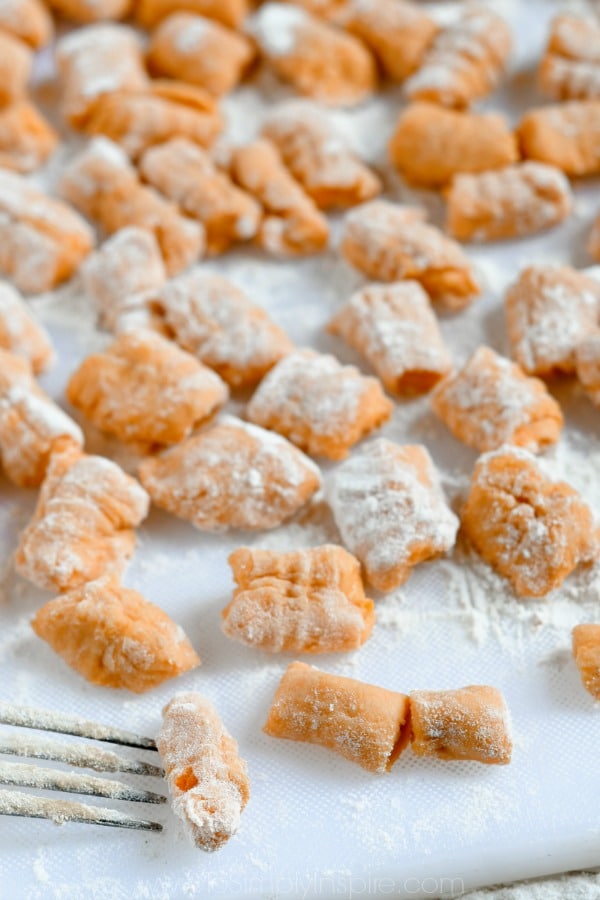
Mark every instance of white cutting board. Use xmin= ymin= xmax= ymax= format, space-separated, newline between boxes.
xmin=1 ymin=1 xmax=600 ymax=897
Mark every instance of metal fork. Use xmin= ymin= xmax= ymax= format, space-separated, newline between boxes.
xmin=0 ymin=702 xmax=166 ymax=832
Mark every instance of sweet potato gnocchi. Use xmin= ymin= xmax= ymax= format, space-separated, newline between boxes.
xmin=0 ymin=102 xmax=58 ymax=173
xmin=572 ymin=624 xmax=600 ymax=700
xmin=539 ymin=15 xmax=600 ymax=101
xmin=0 ymin=282 xmax=53 ymax=373
xmin=47 ymin=0 xmax=131 ymax=22
xmin=0 ymin=30 xmax=32 ymax=108
xmin=135 ymin=0 xmax=247 ymax=29
xmin=517 ymin=101 xmax=600 ymax=177
xmin=0 ymin=0 xmax=53 ymax=48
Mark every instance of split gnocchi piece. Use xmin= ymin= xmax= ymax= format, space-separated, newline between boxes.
xmin=264 ymin=661 xmax=411 ymax=773
xmin=82 ymin=227 xmax=167 ymax=332
xmin=539 ymin=15 xmax=600 ymax=101
xmin=575 ymin=334 xmax=600 ymax=406
xmin=517 ymin=101 xmax=600 ymax=177
xmin=138 ymin=415 xmax=321 ymax=532
xmin=32 ymin=576 xmax=199 ymax=693
xmin=60 ymin=138 xmax=204 ymax=275
xmin=229 ymin=139 xmax=329 ymax=256
xmin=139 ymin=139 xmax=262 ymax=255
xmin=404 ymin=5 xmax=512 ymax=109
xmin=572 ymin=624 xmax=600 ymax=700
xmin=0 ymin=282 xmax=53 ymax=373
xmin=327 ymin=281 xmax=452 ymax=397
xmin=135 ymin=0 xmax=247 ymax=30
xmin=16 ymin=441 xmax=149 ymax=592
xmin=261 ymin=101 xmax=381 ymax=209
xmin=158 ymin=693 xmax=250 ymax=851
xmin=0 ymin=30 xmax=32 ymax=108
xmin=505 ymin=264 xmax=600 ymax=377
xmin=0 ymin=350 xmax=83 ymax=488
xmin=431 ymin=346 xmax=564 ymax=454
xmin=388 ymin=103 xmax=518 ymax=189
xmin=328 ymin=438 xmax=458 ymax=591
xmin=121 ymin=271 xmax=293 ymax=389
xmin=66 ymin=330 xmax=229 ymax=447
xmin=248 ymin=3 xmax=377 ymax=107
xmin=341 ymin=200 xmax=480 ymax=311
xmin=56 ymin=24 xmax=148 ymax=129
xmin=0 ymin=102 xmax=58 ymax=173
xmin=0 ymin=169 xmax=94 ymax=294
xmin=246 ymin=348 xmax=393 ymax=460
xmin=446 ymin=163 xmax=573 ymax=243
xmin=410 ymin=686 xmax=512 ymax=765
xmin=147 ymin=13 xmax=255 ymax=96
xmin=47 ymin=0 xmax=131 ymax=23
xmin=461 ymin=446 xmax=598 ymax=598
xmin=0 ymin=0 xmax=53 ymax=48
xmin=222 ymin=545 xmax=374 ymax=654
xmin=85 ymin=81 xmax=223 ymax=161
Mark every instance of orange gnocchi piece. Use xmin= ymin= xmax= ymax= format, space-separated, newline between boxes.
xmin=0 ymin=102 xmax=58 ymax=173
xmin=328 ymin=438 xmax=459 ymax=591
xmin=135 ymin=0 xmax=247 ymax=30
xmin=229 ymin=139 xmax=329 ymax=256
xmin=572 ymin=624 xmax=600 ymax=700
xmin=158 ymin=692 xmax=250 ymax=851
xmin=517 ymin=101 xmax=600 ymax=177
xmin=248 ymin=3 xmax=377 ymax=107
xmin=0 ymin=350 xmax=83 ymax=488
xmin=222 ymin=545 xmax=374 ymax=654
xmin=0 ymin=0 xmax=53 ymax=48
xmin=539 ymin=15 xmax=600 ymax=101
xmin=575 ymin=334 xmax=600 ymax=406
xmin=410 ymin=686 xmax=512 ymax=765
xmin=139 ymin=138 xmax=261 ymax=255
xmin=66 ymin=330 xmax=229 ymax=447
xmin=0 ymin=282 xmax=53 ymax=374
xmin=505 ymin=264 xmax=600 ymax=377
xmin=388 ymin=103 xmax=518 ymax=189
xmin=123 ymin=271 xmax=293 ymax=389
xmin=588 ymin=216 xmax=600 ymax=261
xmin=147 ymin=13 xmax=255 ymax=96
xmin=0 ymin=31 xmax=32 ymax=108
xmin=461 ymin=446 xmax=598 ymax=598
xmin=404 ymin=5 xmax=511 ymax=109
xmin=16 ymin=441 xmax=149 ymax=592
xmin=431 ymin=346 xmax=564 ymax=454
xmin=60 ymin=138 xmax=204 ymax=275
xmin=341 ymin=200 xmax=480 ymax=311
xmin=261 ymin=100 xmax=381 ymax=210
xmin=32 ymin=576 xmax=199 ymax=693
xmin=247 ymin=348 xmax=393 ymax=460
xmin=264 ymin=661 xmax=411 ymax=773
xmin=47 ymin=0 xmax=131 ymax=22
xmin=138 ymin=415 xmax=321 ymax=532
xmin=328 ymin=281 xmax=452 ymax=397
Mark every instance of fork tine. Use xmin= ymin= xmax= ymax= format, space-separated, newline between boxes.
xmin=0 ymin=733 xmax=163 ymax=777
xmin=0 ymin=703 xmax=156 ymax=750
xmin=0 ymin=762 xmax=167 ymax=804
xmin=0 ymin=790 xmax=163 ymax=831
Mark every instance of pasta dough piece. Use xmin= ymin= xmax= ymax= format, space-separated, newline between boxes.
xmin=431 ymin=346 xmax=564 ymax=454
xmin=0 ymin=282 xmax=53 ymax=373
xmin=539 ymin=15 xmax=600 ymax=101
xmin=517 ymin=101 xmax=600 ymax=177
xmin=47 ymin=0 xmax=131 ymax=22
xmin=229 ymin=139 xmax=329 ymax=256
xmin=66 ymin=330 xmax=228 ymax=447
xmin=505 ymin=264 xmax=600 ymax=377
xmin=135 ymin=0 xmax=247 ymax=29
xmin=56 ymin=24 xmax=148 ymax=128
xmin=0 ymin=0 xmax=53 ymax=48
xmin=261 ymin=100 xmax=381 ymax=209
xmin=328 ymin=438 xmax=458 ymax=591
xmin=248 ymin=3 xmax=377 ymax=107
xmin=328 ymin=281 xmax=452 ymax=396
xmin=0 ymin=350 xmax=83 ymax=488
xmin=0 ymin=102 xmax=58 ymax=173
xmin=404 ymin=5 xmax=511 ymax=108
xmin=32 ymin=576 xmax=199 ymax=693
xmin=341 ymin=200 xmax=480 ymax=311
xmin=138 ymin=415 xmax=321 ymax=532
xmin=246 ymin=348 xmax=393 ymax=460
xmin=16 ymin=441 xmax=149 ymax=592
xmin=410 ymin=686 xmax=512 ymax=765
xmin=572 ymin=624 xmax=600 ymax=700
xmin=264 ymin=661 xmax=411 ymax=773
xmin=60 ymin=138 xmax=204 ymax=276
xmin=461 ymin=446 xmax=598 ymax=598
xmin=0 ymin=31 xmax=32 ymax=108
xmin=223 ymin=545 xmax=374 ymax=653
xmin=122 ymin=272 xmax=293 ymax=389
xmin=139 ymin=139 xmax=261 ymax=255
xmin=388 ymin=103 xmax=518 ymax=189
xmin=147 ymin=13 xmax=255 ymax=96
xmin=446 ymin=163 xmax=573 ymax=243
xmin=157 ymin=693 xmax=250 ymax=851
xmin=82 ymin=227 xmax=167 ymax=332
